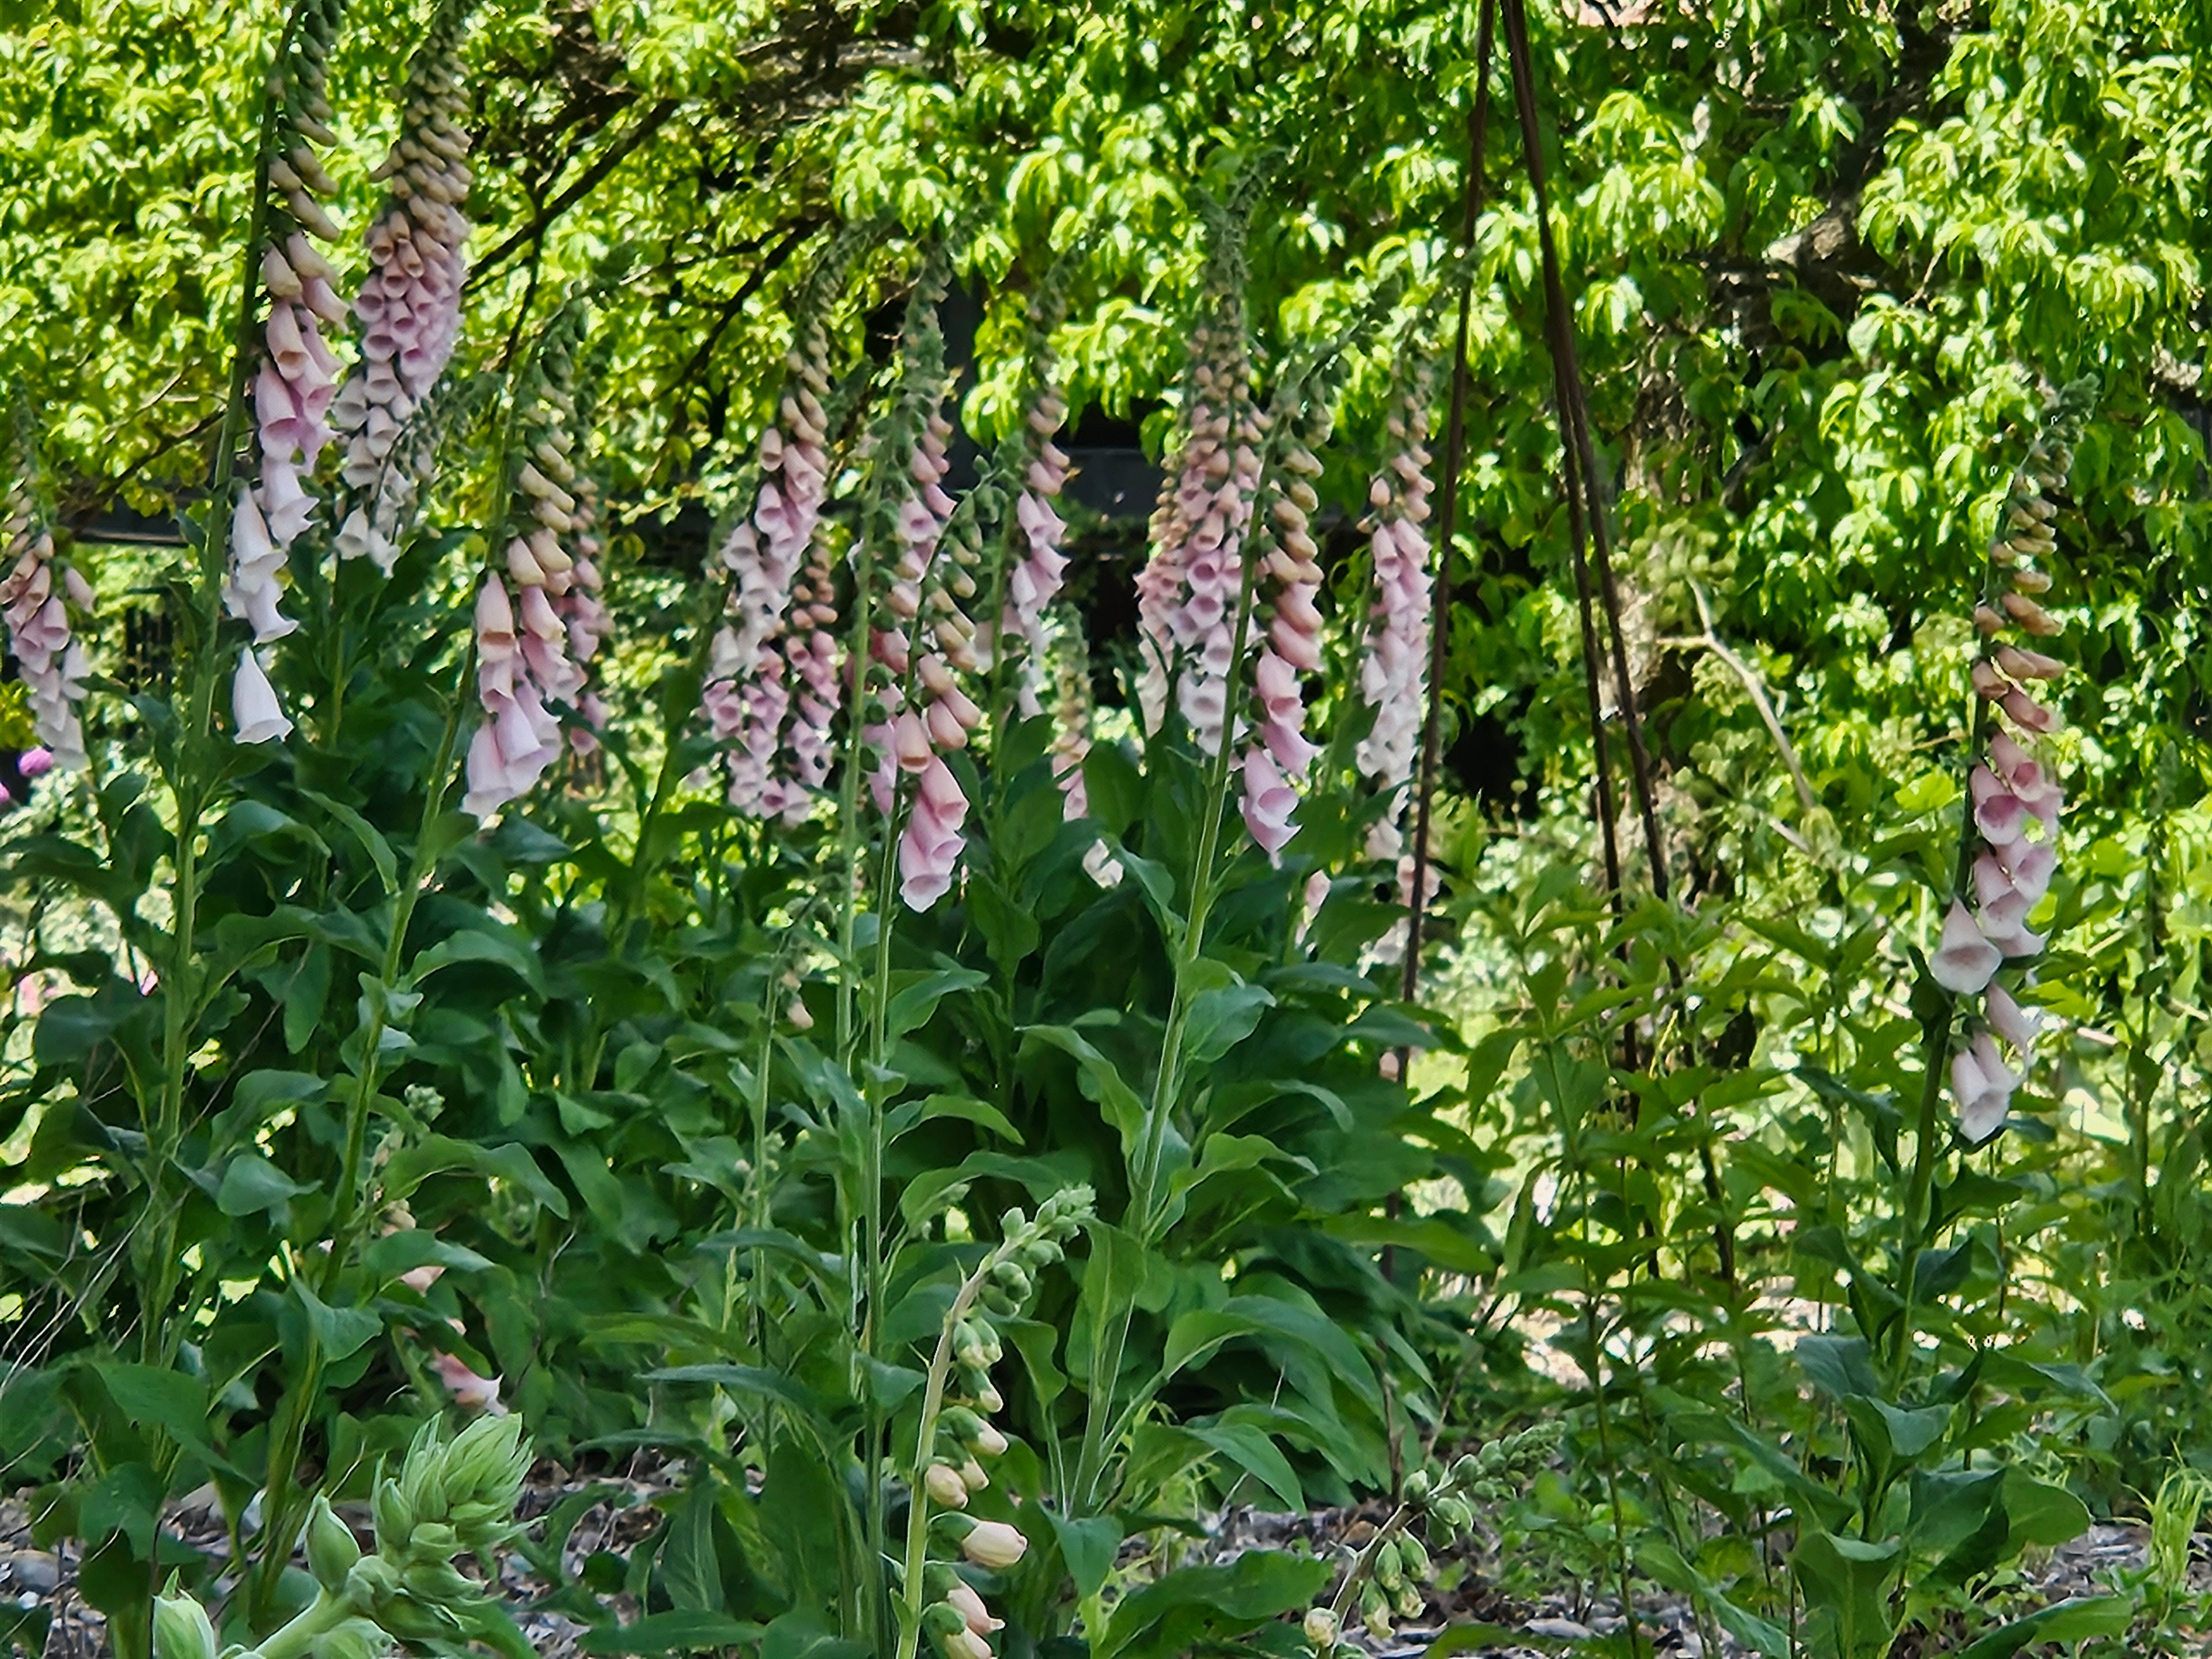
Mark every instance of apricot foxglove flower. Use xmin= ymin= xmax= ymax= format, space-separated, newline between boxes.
xmin=956 ymin=1518 xmax=1027 ymax=1570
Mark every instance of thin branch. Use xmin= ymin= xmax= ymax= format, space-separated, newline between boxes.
xmin=466 ymin=97 xmax=682 ymax=291
xmin=1679 ymin=577 xmax=1818 ymax=820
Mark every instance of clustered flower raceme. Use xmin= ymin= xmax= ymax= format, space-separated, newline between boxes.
xmin=999 ymin=378 xmax=1073 ymax=718
xmin=704 ymin=321 xmax=835 ymax=820
xmin=886 ymin=438 xmax=988 ymax=912
xmin=1930 ymin=418 xmax=2078 ymax=1144
xmin=1151 ymin=310 xmax=1264 ymax=755
xmin=228 ymin=0 xmax=348 ymax=737
xmin=463 ymin=321 xmax=595 ymax=820
xmin=333 ymin=10 xmax=473 ymax=575
xmin=1 ymin=423 xmax=92 ymax=768
xmin=910 ymin=1187 xmax=1094 ymax=1659
xmin=557 ymin=473 xmax=610 ymax=754
xmin=1300 ymin=1425 xmax=1562 ymax=1657
xmin=152 ymin=1417 xmax=530 ymax=1659
xmin=1356 ymin=366 xmax=1437 ymax=864
xmin=1238 ymin=422 xmax=1327 ymax=858
xmin=1134 ymin=263 xmax=1261 ymax=744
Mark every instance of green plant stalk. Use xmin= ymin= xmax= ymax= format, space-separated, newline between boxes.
xmin=253 ymin=1585 xmax=353 ymax=1659
xmin=1073 ymin=468 xmax=1266 ymax=1511
xmin=1325 ymin=1497 xmax=1416 ymax=1626
xmin=138 ymin=11 xmax=292 ymax=1372
xmin=892 ymin=1249 xmax=1002 ymax=1659
xmin=832 ymin=525 xmax=877 ymax=1062
xmin=573 ymin=562 xmax=738 ymax=1098
xmin=826 ymin=510 xmax=886 ymax=1645
xmin=1895 ymin=449 xmax=2037 ymax=1370
xmin=248 ymin=653 xmax=470 ymax=1627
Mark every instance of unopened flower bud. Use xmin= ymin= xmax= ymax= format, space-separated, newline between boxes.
xmin=151 ymin=1590 xmax=218 ymax=1659
xmin=307 ymin=1493 xmax=363 ymax=1590
xmin=925 ymin=1463 xmax=970 ymax=1509
xmin=959 ymin=1518 xmax=1028 ymax=1569
xmin=1303 ymin=1607 xmax=1340 ymax=1650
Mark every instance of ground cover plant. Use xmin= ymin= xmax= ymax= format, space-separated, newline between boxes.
xmin=3 ymin=1 xmax=2212 ymax=1657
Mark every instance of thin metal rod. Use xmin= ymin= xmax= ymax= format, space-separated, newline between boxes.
xmin=1499 ymin=0 xmax=1669 ymax=903
xmin=1399 ymin=0 xmax=1498 ymax=1014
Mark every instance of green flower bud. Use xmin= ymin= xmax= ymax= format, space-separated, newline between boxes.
xmin=1374 ymin=1540 xmax=1403 ymax=1591
xmin=372 ymin=1482 xmax=415 ymax=1555
xmin=445 ymin=1415 xmax=529 ymax=1507
xmin=1395 ymin=1584 xmax=1424 ymax=1619
xmin=979 ymin=1284 xmax=1018 ymax=1317
xmin=1403 ymin=1468 xmax=1431 ymax=1502
xmin=306 ymin=1495 xmax=362 ymax=1592
xmin=1302 ymin=1607 xmax=1339 ymax=1652
xmin=921 ymin=1602 xmax=967 ymax=1639
xmin=408 ymin=1521 xmax=459 ymax=1560
xmin=400 ymin=1558 xmax=474 ymax=1605
xmin=938 ymin=1407 xmax=985 ymax=1444
xmin=344 ymin=1555 xmax=402 ymax=1615
xmin=1398 ymin=1534 xmax=1429 ymax=1578
xmin=152 ymin=1589 xmax=218 ymax=1659
xmin=1431 ymin=1496 xmax=1472 ymax=1533
xmin=1358 ymin=1580 xmax=1391 ymax=1639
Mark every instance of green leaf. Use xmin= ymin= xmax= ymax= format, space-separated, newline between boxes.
xmin=643 ymin=1364 xmax=828 ymax=1425
xmin=412 ymin=927 xmax=546 ymax=996
xmin=1022 ymin=1024 xmax=1147 ymax=1153
xmin=889 ymin=1092 xmax=1025 ymax=1145
xmin=1096 ymin=1548 xmax=1329 ymax=1659
xmin=382 ymin=1135 xmax=569 ymax=1218
xmin=660 ymin=1482 xmax=722 ymax=1613
xmin=1043 ymin=1508 xmax=1123 ymax=1601
xmin=1952 ymin=1597 xmax=2131 ymax=1659
xmin=885 ymin=968 xmax=989 ymax=1040
xmin=296 ymin=1281 xmax=382 ymax=1362
xmin=302 ymin=788 xmax=399 ymax=894
xmin=215 ymin=1153 xmax=313 ymax=1220
xmin=1186 ymin=1418 xmax=1303 ymax=1512
xmin=1183 ymin=980 xmax=1274 ymax=1065
xmin=581 ymin=1613 xmax=765 ymax=1655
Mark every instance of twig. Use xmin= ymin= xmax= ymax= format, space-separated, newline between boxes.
xmin=1679 ymin=575 xmax=1818 ymax=819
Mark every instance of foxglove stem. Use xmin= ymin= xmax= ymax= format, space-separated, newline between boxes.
xmin=228 ymin=0 xmax=349 ymax=727
xmin=149 ymin=0 xmax=325 ymax=1379
xmin=1901 ymin=388 xmax=2085 ymax=1361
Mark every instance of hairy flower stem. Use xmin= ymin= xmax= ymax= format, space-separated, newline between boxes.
xmin=1893 ymin=428 xmax=2054 ymax=1374
xmin=893 ymin=1251 xmax=1002 ymax=1659
xmin=251 ymin=1584 xmax=351 ymax=1659
xmin=825 ymin=507 xmax=888 ymax=1643
xmin=139 ymin=14 xmax=294 ymax=1377
xmin=1074 ymin=470 xmax=1267 ymax=1511
xmin=248 ymin=650 xmax=469 ymax=1627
